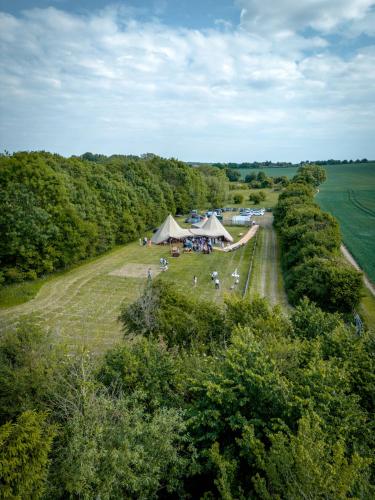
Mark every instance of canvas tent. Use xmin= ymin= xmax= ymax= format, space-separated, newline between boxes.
xmin=151 ymin=214 xmax=192 ymax=244
xmin=191 ymin=217 xmax=208 ymax=228
xmin=191 ymin=214 xmax=233 ymax=242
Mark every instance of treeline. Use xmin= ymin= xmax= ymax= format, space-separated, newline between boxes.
xmin=304 ymin=158 xmax=371 ymax=165
xmin=192 ymin=159 xmax=373 ymax=170
xmin=212 ymin=161 xmax=296 ymax=169
xmin=1 ymin=287 xmax=374 ymax=498
xmin=274 ymin=164 xmax=362 ymax=313
xmin=0 ymin=152 xmax=227 ymax=285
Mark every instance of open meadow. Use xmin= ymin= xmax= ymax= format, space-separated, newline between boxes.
xmin=0 ymin=225 xmax=257 ymax=352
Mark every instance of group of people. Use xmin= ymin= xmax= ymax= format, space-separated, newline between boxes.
xmin=183 ymin=237 xmax=226 ymax=254
xmin=140 ymin=237 xmax=151 ymax=247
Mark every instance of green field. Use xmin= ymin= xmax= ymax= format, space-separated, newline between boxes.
xmin=0 ymin=226 xmax=256 ymax=352
xmin=316 ymin=163 xmax=375 ymax=284
xmin=235 ymin=163 xmax=375 ymax=284
xmin=227 ymin=187 xmax=280 ymax=208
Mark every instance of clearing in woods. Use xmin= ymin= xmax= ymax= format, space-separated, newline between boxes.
xmin=0 ymin=225 xmax=259 ymax=352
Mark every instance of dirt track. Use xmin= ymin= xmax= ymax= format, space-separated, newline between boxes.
xmin=340 ymin=245 xmax=375 ymax=297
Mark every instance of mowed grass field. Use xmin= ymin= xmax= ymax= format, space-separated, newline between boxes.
xmin=227 ymin=187 xmax=280 ymax=208
xmin=0 ymin=226 xmax=255 ymax=352
xmin=316 ymin=163 xmax=375 ymax=284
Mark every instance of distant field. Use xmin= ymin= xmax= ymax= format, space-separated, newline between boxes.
xmin=316 ymin=163 xmax=375 ymax=284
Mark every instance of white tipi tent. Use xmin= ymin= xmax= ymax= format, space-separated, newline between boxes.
xmin=191 ymin=214 xmax=233 ymax=242
xmin=151 ymin=214 xmax=192 ymax=244
xmin=191 ymin=217 xmax=207 ymax=228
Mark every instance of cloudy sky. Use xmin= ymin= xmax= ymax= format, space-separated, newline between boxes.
xmin=0 ymin=0 xmax=374 ymax=161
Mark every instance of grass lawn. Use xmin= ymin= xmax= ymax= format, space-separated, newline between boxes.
xmin=247 ymin=214 xmax=289 ymax=310
xmin=227 ymin=186 xmax=280 ymax=210
xmin=0 ymin=225 xmax=255 ymax=353
xmin=358 ymin=288 xmax=375 ymax=333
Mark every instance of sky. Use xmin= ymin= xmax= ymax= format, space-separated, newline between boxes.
xmin=0 ymin=0 xmax=374 ymax=162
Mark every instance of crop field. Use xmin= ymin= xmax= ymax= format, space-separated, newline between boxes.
xmin=316 ymin=163 xmax=375 ymax=284
xmin=0 ymin=226 xmax=257 ymax=352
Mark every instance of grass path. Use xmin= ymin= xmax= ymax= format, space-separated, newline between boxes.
xmin=247 ymin=214 xmax=289 ymax=309
xmin=0 ymin=226 xmax=255 ymax=352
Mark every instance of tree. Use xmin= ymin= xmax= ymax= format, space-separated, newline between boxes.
xmin=252 ymin=413 xmax=370 ymax=499
xmin=286 ymin=257 xmax=363 ymax=312
xmin=119 ymin=280 xmax=226 ymax=350
xmin=249 ymin=191 xmax=266 ymax=204
xmin=245 ymin=173 xmax=257 ymax=183
xmin=0 ymin=322 xmax=60 ymax=423
xmin=0 ymin=410 xmax=56 ymax=500
xmin=233 ymin=194 xmax=243 ymax=204
xmin=50 ymin=358 xmax=191 ymax=500
xmin=293 ymin=164 xmax=327 ymax=187
xmin=225 ymin=168 xmax=241 ymax=182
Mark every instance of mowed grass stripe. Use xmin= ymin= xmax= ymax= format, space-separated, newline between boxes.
xmin=0 ymin=226 xmax=257 ymax=352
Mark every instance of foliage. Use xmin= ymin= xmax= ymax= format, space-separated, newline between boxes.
xmin=98 ymin=336 xmax=181 ymax=409
xmin=1 ymin=292 xmax=375 ymax=498
xmin=0 ymin=322 xmax=61 ymax=423
xmin=252 ymin=412 xmax=370 ymax=499
xmin=48 ymin=357 xmax=191 ymax=500
xmin=119 ymin=280 xmax=226 ymax=350
xmin=0 ymin=152 xmax=227 ymax=284
xmin=233 ymin=193 xmax=243 ymax=204
xmin=225 ymin=168 xmax=241 ymax=182
xmin=0 ymin=410 xmax=56 ymax=500
xmin=249 ymin=191 xmax=266 ymax=204
xmin=293 ymin=163 xmax=327 ymax=187
xmin=274 ymin=175 xmax=363 ymax=313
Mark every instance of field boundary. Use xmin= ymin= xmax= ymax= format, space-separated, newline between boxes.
xmin=340 ymin=245 xmax=375 ymax=297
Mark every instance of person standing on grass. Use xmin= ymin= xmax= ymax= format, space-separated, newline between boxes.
xmin=215 ymin=278 xmax=220 ymax=289
xmin=147 ymin=268 xmax=152 ymax=281
xmin=193 ymin=275 xmax=198 ymax=287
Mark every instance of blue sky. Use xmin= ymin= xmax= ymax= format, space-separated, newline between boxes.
xmin=0 ymin=0 xmax=374 ymax=161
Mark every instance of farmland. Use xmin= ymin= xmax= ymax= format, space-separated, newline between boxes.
xmin=316 ymin=163 xmax=375 ymax=284
xmin=236 ymin=163 xmax=375 ymax=285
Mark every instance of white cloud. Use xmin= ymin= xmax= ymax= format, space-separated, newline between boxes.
xmin=237 ymin=0 xmax=375 ymax=34
xmin=0 ymin=5 xmax=374 ymax=161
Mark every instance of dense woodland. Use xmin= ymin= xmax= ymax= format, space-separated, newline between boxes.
xmin=0 ymin=152 xmax=227 ymax=285
xmin=1 ymin=289 xmax=374 ymax=498
xmin=0 ymin=159 xmax=374 ymax=498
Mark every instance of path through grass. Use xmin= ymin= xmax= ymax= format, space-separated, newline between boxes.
xmin=0 ymin=226 xmax=255 ymax=352
xmin=247 ymin=213 xmax=289 ymax=309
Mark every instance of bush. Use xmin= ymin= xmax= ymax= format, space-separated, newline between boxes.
xmin=233 ymin=194 xmax=243 ymax=204
xmin=119 ymin=280 xmax=226 ymax=350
